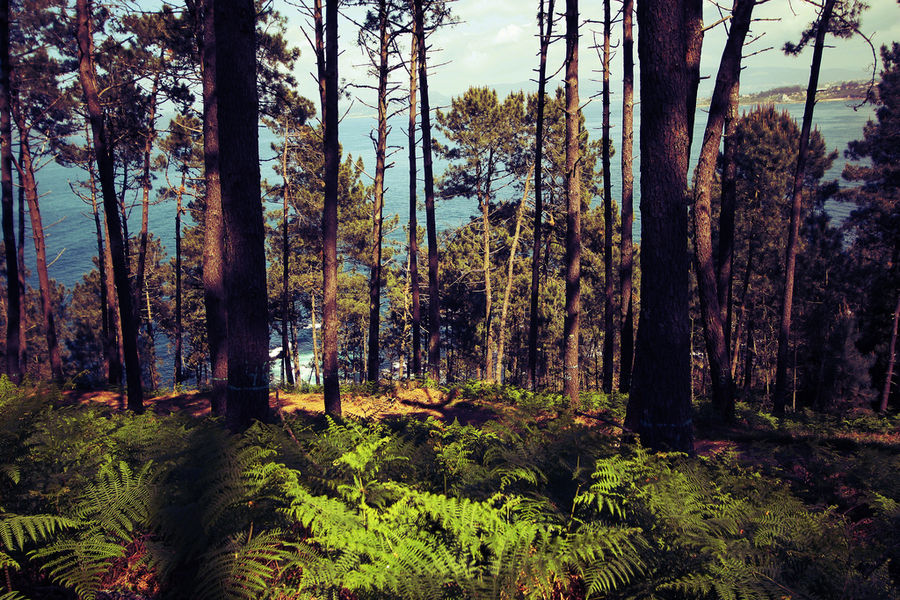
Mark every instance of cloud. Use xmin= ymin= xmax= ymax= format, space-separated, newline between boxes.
xmin=493 ymin=24 xmax=524 ymax=45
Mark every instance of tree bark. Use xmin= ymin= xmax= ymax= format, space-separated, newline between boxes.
xmin=562 ymin=0 xmax=581 ymax=407
xmin=76 ymin=0 xmax=143 ymax=411
xmin=528 ymin=0 xmax=554 ymax=391
xmin=773 ymin=0 xmax=836 ymax=415
xmin=601 ymin=0 xmax=614 ymax=393
xmin=684 ymin=0 xmax=703 ymax=155
xmin=310 ymin=292 xmax=321 ymax=386
xmin=718 ymin=83 xmax=740 ymax=352
xmin=413 ymin=0 xmax=441 ymax=381
xmin=175 ymin=173 xmax=184 ymax=385
xmin=496 ymin=166 xmax=532 ymax=381
xmin=0 ymin=0 xmax=21 ymax=384
xmin=15 ymin=143 xmax=24 ymax=372
xmin=480 ymin=160 xmax=495 ymax=382
xmin=625 ymin=0 xmax=693 ymax=452
xmin=13 ymin=115 xmax=63 ymax=381
xmin=619 ymin=0 xmax=635 ymax=394
xmin=321 ymin=0 xmax=341 ymax=415
xmin=690 ymin=0 xmax=754 ymax=421
xmin=134 ymin=68 xmax=161 ymax=312
xmin=281 ymin=123 xmax=295 ymax=387
xmin=881 ymin=293 xmax=900 ymax=412
xmin=408 ymin=28 xmax=422 ymax=379
xmin=367 ymin=0 xmax=389 ymax=383
xmin=214 ymin=0 xmax=270 ymax=430
xmin=199 ymin=0 xmax=227 ymax=416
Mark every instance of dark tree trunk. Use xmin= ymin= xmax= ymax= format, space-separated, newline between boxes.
xmin=322 ymin=0 xmax=341 ymax=415
xmin=76 ymin=0 xmax=143 ymax=411
xmin=601 ymin=0 xmax=614 ymax=393
xmin=690 ymin=0 xmax=754 ymax=421
xmin=684 ymin=0 xmax=703 ymax=154
xmin=408 ymin=29 xmax=422 ymax=379
xmin=214 ymin=0 xmax=270 ymax=430
xmin=619 ymin=0 xmax=634 ymax=394
xmin=15 ymin=142 xmax=24 ymax=371
xmin=625 ymin=0 xmax=693 ymax=452
xmin=0 ymin=0 xmax=21 ymax=384
xmin=528 ymin=0 xmax=554 ymax=391
xmin=310 ymin=293 xmax=321 ymax=386
xmin=199 ymin=0 xmax=227 ymax=416
xmin=881 ymin=293 xmax=900 ymax=413
xmin=562 ymin=0 xmax=581 ymax=406
xmin=774 ymin=0 xmax=836 ymax=415
xmin=14 ymin=117 xmax=64 ymax=381
xmin=480 ymin=161 xmax=495 ymax=382
xmin=413 ymin=0 xmax=441 ymax=381
xmin=134 ymin=69 xmax=160 ymax=312
xmin=367 ymin=0 xmax=389 ymax=383
xmin=175 ymin=174 xmax=184 ymax=385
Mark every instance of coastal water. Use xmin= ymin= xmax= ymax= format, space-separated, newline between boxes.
xmin=22 ymin=98 xmax=875 ymax=385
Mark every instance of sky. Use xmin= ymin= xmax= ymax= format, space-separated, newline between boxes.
xmin=279 ymin=0 xmax=900 ymax=114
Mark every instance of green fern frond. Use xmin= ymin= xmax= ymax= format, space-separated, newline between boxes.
xmin=0 ymin=514 xmax=77 ymax=551
xmin=30 ymin=538 xmax=126 ymax=600
xmin=0 ymin=590 xmax=30 ymax=600
xmin=193 ymin=529 xmax=296 ymax=600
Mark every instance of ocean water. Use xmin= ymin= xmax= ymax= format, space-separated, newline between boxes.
xmin=21 ymin=98 xmax=875 ymax=385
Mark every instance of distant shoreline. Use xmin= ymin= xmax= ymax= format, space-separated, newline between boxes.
xmin=699 ymin=79 xmax=870 ymax=107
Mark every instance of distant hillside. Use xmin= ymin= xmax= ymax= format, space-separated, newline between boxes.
xmin=700 ymin=80 xmax=871 ymax=106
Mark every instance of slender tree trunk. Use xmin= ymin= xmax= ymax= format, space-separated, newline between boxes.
xmin=528 ymin=0 xmax=554 ymax=391
xmin=367 ymin=0 xmax=390 ymax=383
xmin=619 ymin=0 xmax=635 ymax=394
xmin=321 ymin=0 xmax=341 ymax=415
xmin=14 ymin=119 xmax=63 ymax=381
xmin=310 ymin=293 xmax=321 ymax=386
xmin=408 ymin=29 xmax=422 ymax=379
xmin=718 ymin=83 xmax=740 ymax=353
xmin=134 ymin=69 xmax=160 ymax=310
xmin=496 ymin=166 xmax=532 ymax=380
xmin=76 ymin=0 xmax=143 ymax=411
xmin=601 ymin=0 xmax=614 ymax=393
xmin=774 ymin=0 xmax=836 ymax=415
xmin=480 ymin=162 xmax=496 ymax=382
xmin=214 ymin=0 xmax=270 ymax=430
xmin=684 ymin=0 xmax=703 ymax=155
xmin=15 ymin=142 xmax=24 ymax=372
xmin=624 ymin=0 xmax=693 ymax=452
xmin=174 ymin=173 xmax=184 ymax=385
xmin=281 ymin=124 xmax=295 ymax=387
xmin=0 ymin=0 xmax=21 ymax=384
xmin=562 ymin=0 xmax=581 ymax=406
xmin=743 ymin=317 xmax=755 ymax=394
xmin=690 ymin=0 xmax=754 ymax=420
xmin=881 ymin=293 xmax=900 ymax=412
xmin=413 ymin=0 xmax=441 ymax=381
xmin=200 ymin=0 xmax=227 ymax=416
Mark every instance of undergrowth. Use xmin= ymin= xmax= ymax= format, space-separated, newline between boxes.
xmin=0 ymin=379 xmax=896 ymax=599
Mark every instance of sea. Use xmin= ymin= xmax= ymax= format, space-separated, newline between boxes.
xmin=23 ymin=98 xmax=875 ymax=386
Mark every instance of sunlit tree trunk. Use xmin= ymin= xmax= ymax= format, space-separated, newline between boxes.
xmin=881 ymin=294 xmax=900 ymax=412
xmin=625 ymin=0 xmax=692 ymax=452
xmin=76 ymin=0 xmax=143 ymax=411
xmin=322 ymin=0 xmax=341 ymax=415
xmin=528 ymin=0 xmax=554 ymax=391
xmin=496 ymin=167 xmax=531 ymax=380
xmin=134 ymin=68 xmax=160 ymax=312
xmin=619 ymin=0 xmax=634 ymax=394
xmin=562 ymin=0 xmax=581 ymax=406
xmin=601 ymin=0 xmax=614 ymax=393
xmin=174 ymin=173 xmax=185 ymax=385
xmin=718 ymin=83 xmax=739 ymax=354
xmin=199 ymin=0 xmax=227 ymax=416
xmin=408 ymin=29 xmax=422 ymax=379
xmin=281 ymin=124 xmax=295 ymax=387
xmin=774 ymin=0 xmax=836 ymax=415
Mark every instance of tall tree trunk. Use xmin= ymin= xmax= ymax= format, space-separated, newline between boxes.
xmin=619 ymin=0 xmax=634 ymax=393
xmin=281 ymin=123 xmax=295 ymax=387
xmin=367 ymin=0 xmax=389 ymax=383
xmin=413 ymin=0 xmax=441 ymax=381
xmin=15 ymin=142 xmax=24 ymax=372
xmin=496 ymin=167 xmax=532 ymax=380
xmin=528 ymin=0 xmax=554 ymax=391
xmin=321 ymin=0 xmax=341 ymax=415
xmin=134 ymin=68 xmax=160 ymax=311
xmin=76 ymin=0 xmax=143 ymax=411
xmin=625 ymin=0 xmax=693 ymax=452
xmin=0 ymin=0 xmax=21 ymax=384
xmin=684 ymin=0 xmax=703 ymax=155
xmin=310 ymin=293 xmax=321 ymax=386
xmin=881 ymin=293 xmax=900 ymax=412
xmin=480 ymin=161 xmax=496 ymax=382
xmin=13 ymin=118 xmax=63 ymax=381
xmin=690 ymin=0 xmax=754 ymax=421
xmin=718 ymin=83 xmax=740 ymax=353
xmin=214 ymin=0 xmax=270 ymax=430
xmin=562 ymin=0 xmax=581 ymax=406
xmin=174 ymin=173 xmax=184 ymax=385
xmin=408 ymin=29 xmax=422 ymax=379
xmin=200 ymin=0 xmax=227 ymax=416
xmin=773 ymin=0 xmax=836 ymax=415
xmin=601 ymin=0 xmax=614 ymax=393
